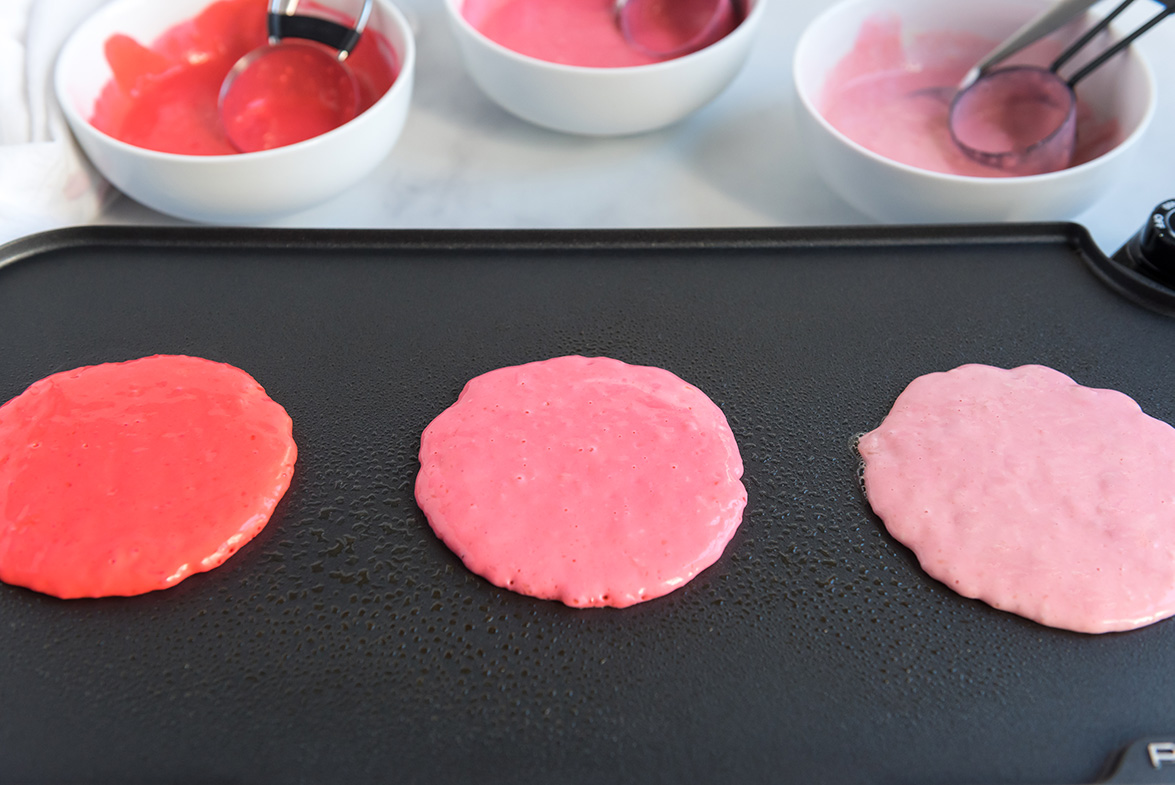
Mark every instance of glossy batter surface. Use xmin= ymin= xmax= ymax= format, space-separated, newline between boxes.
xmin=415 ymin=356 xmax=747 ymax=608
xmin=859 ymin=364 xmax=1175 ymax=633
xmin=461 ymin=0 xmax=739 ymax=67
xmin=90 ymin=0 xmax=399 ymax=154
xmin=0 ymin=355 xmax=297 ymax=598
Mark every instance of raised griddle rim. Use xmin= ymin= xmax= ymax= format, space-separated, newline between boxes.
xmin=0 ymin=219 xmax=1172 ymax=785
xmin=8 ymin=220 xmax=1170 ymax=327
xmin=0 ymin=221 xmax=1106 ymax=266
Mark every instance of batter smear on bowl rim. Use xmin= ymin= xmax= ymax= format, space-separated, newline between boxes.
xmin=0 ymin=355 xmax=297 ymax=599
xmin=858 ymin=363 xmax=1175 ymax=634
xmin=415 ymin=355 xmax=747 ymax=608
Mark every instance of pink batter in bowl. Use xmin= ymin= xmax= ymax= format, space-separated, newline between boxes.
xmin=792 ymin=0 xmax=1156 ymax=223
xmin=442 ymin=0 xmax=765 ymax=135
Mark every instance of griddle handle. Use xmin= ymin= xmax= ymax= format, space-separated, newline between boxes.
xmin=1089 ymin=199 xmax=1175 ymax=317
xmin=1100 ymin=737 xmax=1175 ymax=784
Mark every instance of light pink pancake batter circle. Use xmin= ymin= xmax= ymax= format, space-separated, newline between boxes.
xmin=415 ymin=356 xmax=747 ymax=608
xmin=859 ymin=364 xmax=1175 ymax=634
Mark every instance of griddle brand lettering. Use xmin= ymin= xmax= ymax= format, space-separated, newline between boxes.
xmin=1148 ymin=742 xmax=1175 ymax=768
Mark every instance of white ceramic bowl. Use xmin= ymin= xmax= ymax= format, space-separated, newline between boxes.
xmin=55 ymin=0 xmax=416 ymax=224
xmin=443 ymin=0 xmax=765 ymax=135
xmin=793 ymin=0 xmax=1156 ymax=223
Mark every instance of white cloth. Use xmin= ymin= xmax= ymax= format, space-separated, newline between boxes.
xmin=0 ymin=0 xmax=112 ymax=246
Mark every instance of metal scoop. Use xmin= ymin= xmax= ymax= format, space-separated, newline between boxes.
xmin=614 ymin=0 xmax=737 ymax=58
xmin=948 ymin=0 xmax=1171 ymax=176
xmin=219 ymin=0 xmax=373 ymax=153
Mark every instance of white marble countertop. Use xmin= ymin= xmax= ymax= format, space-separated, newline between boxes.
xmin=96 ymin=0 xmax=1175 ymax=257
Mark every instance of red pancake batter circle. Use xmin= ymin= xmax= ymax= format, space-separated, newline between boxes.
xmin=415 ymin=355 xmax=747 ymax=608
xmin=0 ymin=355 xmax=297 ymax=599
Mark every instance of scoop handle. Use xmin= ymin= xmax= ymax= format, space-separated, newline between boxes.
xmin=961 ymin=0 xmax=1100 ymax=87
xmin=268 ymin=14 xmax=362 ymax=55
xmin=266 ymin=0 xmax=374 ymax=58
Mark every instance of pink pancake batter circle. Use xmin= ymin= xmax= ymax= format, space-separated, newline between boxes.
xmin=415 ymin=355 xmax=747 ymax=608
xmin=859 ymin=364 xmax=1175 ymax=634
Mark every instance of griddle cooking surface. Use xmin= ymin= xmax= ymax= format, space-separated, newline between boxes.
xmin=1 ymin=225 xmax=1173 ymax=785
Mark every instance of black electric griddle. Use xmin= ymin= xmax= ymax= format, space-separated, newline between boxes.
xmin=1 ymin=224 xmax=1173 ymax=785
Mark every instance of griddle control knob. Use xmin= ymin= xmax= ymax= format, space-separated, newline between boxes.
xmin=1115 ymin=199 xmax=1175 ymax=286
xmin=1140 ymin=200 xmax=1175 ymax=263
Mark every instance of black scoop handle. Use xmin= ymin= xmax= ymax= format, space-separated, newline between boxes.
xmin=265 ymin=0 xmax=374 ymax=58
xmin=267 ymin=13 xmax=361 ymax=56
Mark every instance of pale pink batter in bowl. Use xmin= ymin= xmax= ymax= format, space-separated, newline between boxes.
xmin=859 ymin=364 xmax=1175 ymax=634
xmin=415 ymin=356 xmax=747 ymax=608
xmin=818 ymin=15 xmax=1120 ymax=177
xmin=792 ymin=0 xmax=1155 ymax=222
